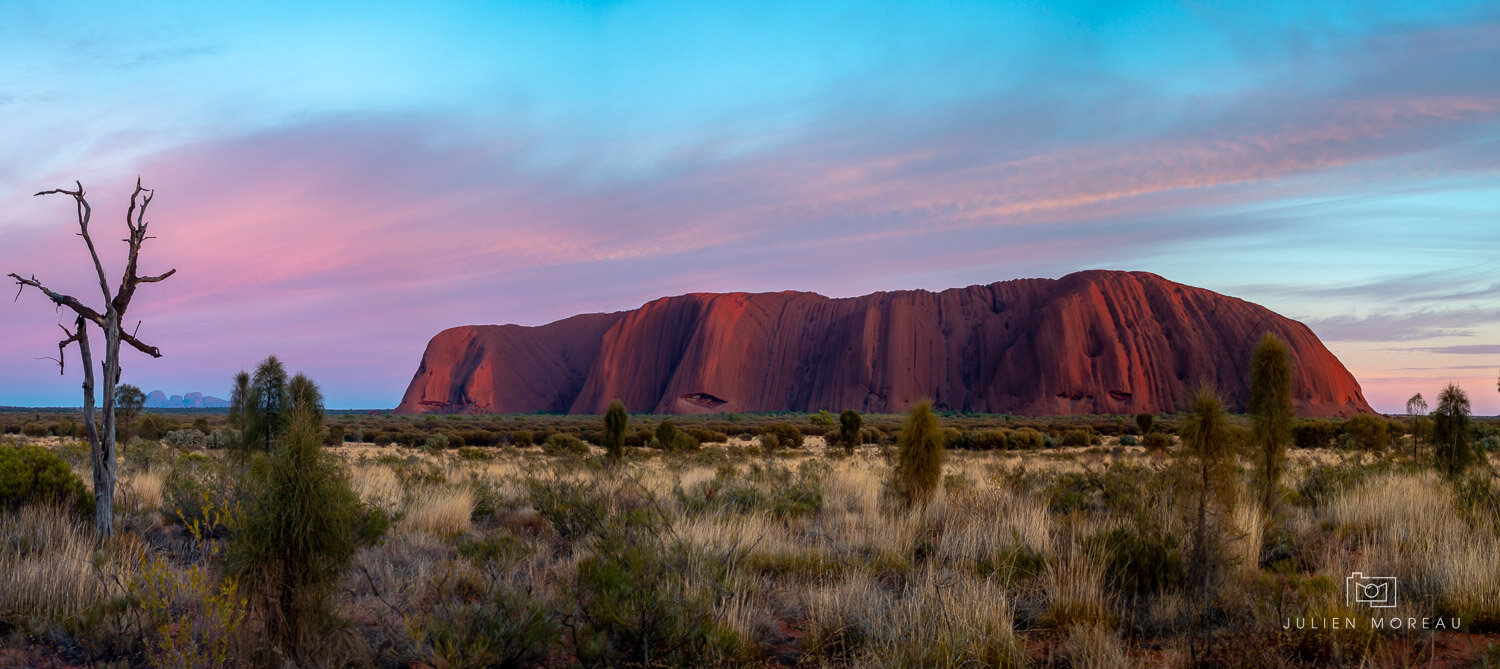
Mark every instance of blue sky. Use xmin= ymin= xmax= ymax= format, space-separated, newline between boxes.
xmin=0 ymin=1 xmax=1496 ymax=412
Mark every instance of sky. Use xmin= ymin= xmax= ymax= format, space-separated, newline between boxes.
xmin=0 ymin=1 xmax=1496 ymax=413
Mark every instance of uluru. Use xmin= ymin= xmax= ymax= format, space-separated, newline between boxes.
xmin=396 ymin=270 xmax=1371 ymax=417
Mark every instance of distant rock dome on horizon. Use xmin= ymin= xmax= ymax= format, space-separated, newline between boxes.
xmin=144 ymin=390 xmax=229 ymax=409
xmin=396 ymin=270 xmax=1373 ymax=417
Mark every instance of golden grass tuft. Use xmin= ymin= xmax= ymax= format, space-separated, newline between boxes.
xmin=803 ymin=568 xmax=1026 ymax=667
xmin=0 ymin=505 xmax=137 ymax=623
xmin=118 ymin=469 xmax=165 ymax=513
xmin=1041 ymin=551 xmax=1113 ymax=632
xmin=400 ymin=485 xmax=475 ymax=538
xmin=1325 ymin=472 xmax=1500 ymax=623
xmin=350 ymin=464 xmax=404 ymax=513
xmin=1058 ymin=623 xmax=1132 ymax=668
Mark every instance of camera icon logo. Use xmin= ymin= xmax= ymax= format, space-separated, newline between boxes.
xmin=1346 ymin=572 xmax=1398 ymax=608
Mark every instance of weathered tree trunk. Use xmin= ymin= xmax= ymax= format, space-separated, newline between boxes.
xmin=99 ymin=316 xmax=121 ymax=536
xmin=72 ymin=318 xmax=111 ymax=535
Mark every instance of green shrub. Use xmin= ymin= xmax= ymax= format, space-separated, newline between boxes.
xmin=683 ymin=427 xmax=728 ymax=444
xmin=1249 ymin=333 xmax=1295 ymax=513
xmin=887 ymin=402 xmax=944 ymax=509
xmin=1338 ymin=413 xmax=1390 ymax=452
xmin=163 ymin=428 xmax=207 ymax=449
xmin=458 ymin=531 xmax=534 ymax=565
xmin=136 ymin=413 xmax=167 ymax=441
xmin=511 ymin=430 xmax=534 ymax=447
xmin=975 ymin=544 xmax=1048 ymax=582
xmin=953 ymin=429 xmax=1006 ymax=450
xmin=1009 ymin=427 xmax=1045 ymax=450
xmin=456 ymin=446 xmax=493 ymax=462
xmin=603 ymin=400 xmax=628 ymax=461
xmin=763 ymin=423 xmax=804 ymax=450
xmin=1090 ymin=523 xmax=1185 ymax=596
xmin=1433 ymin=383 xmax=1475 ymax=478
xmin=542 ymin=433 xmax=590 ymax=458
xmin=424 ymin=588 xmax=559 ymax=669
xmin=810 ymin=410 xmax=836 ymax=429
xmin=1060 ymin=429 xmax=1091 ymax=447
xmin=838 ymin=410 xmax=863 ymax=455
xmin=1135 ymin=413 xmax=1155 ymax=434
xmin=226 ymin=378 xmax=362 ymax=666
xmin=0 ymin=443 xmax=91 ymax=516
xmin=526 ymin=477 xmax=609 ymax=542
xmin=571 ymin=514 xmax=747 ymax=666
xmin=655 ymin=421 xmax=679 ymax=451
xmin=1142 ymin=432 xmax=1172 ymax=452
xmin=161 ymin=453 xmax=233 ymax=535
xmin=1293 ymin=419 xmax=1336 ymax=448
xmin=677 ymin=462 xmax=824 ymax=519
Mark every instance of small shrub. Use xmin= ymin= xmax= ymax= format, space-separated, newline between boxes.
xmin=763 ymin=423 xmax=804 ymax=450
xmin=838 ymin=410 xmax=863 ymax=454
xmin=810 ymin=410 xmax=836 ymax=429
xmin=0 ymin=444 xmax=92 ymax=516
xmin=456 ymin=446 xmax=493 ymax=461
xmin=163 ymin=428 xmax=208 ymax=449
xmin=571 ymin=519 xmax=747 ymax=666
xmin=526 ymin=477 xmax=609 ymax=542
xmin=1293 ymin=419 xmax=1337 ymax=448
xmin=1060 ymin=429 xmax=1091 ymax=447
xmin=423 ymin=587 xmax=559 ymax=669
xmin=603 ymin=400 xmax=628 ymax=461
xmin=137 ymin=413 xmax=168 ymax=441
xmin=1338 ymin=413 xmax=1390 ymax=452
xmin=207 ymin=428 xmax=241 ymax=449
xmin=226 ymin=382 xmax=363 ymax=666
xmin=543 ymin=433 xmax=590 ymax=458
xmin=1090 ymin=523 xmax=1185 ymax=596
xmin=1142 ymin=432 xmax=1172 ymax=452
xmin=655 ymin=420 xmax=679 ymax=451
xmin=1009 ymin=428 xmax=1045 ymax=450
xmin=958 ymin=429 xmax=1007 ymax=450
xmin=677 ymin=462 xmax=824 ymax=519
xmin=324 ymin=423 xmax=346 ymax=446
xmin=162 ymin=453 xmax=234 ymax=535
xmin=1136 ymin=413 xmax=1155 ymax=434
xmin=887 ymin=402 xmax=944 ymax=509
xmin=683 ymin=427 xmax=728 ymax=444
xmin=976 ymin=544 xmax=1048 ymax=582
xmin=458 ymin=531 xmax=534 ymax=565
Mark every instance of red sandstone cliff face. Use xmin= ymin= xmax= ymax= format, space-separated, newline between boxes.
xmin=396 ymin=271 xmax=1372 ymax=417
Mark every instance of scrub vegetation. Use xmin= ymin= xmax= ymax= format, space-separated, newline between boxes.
xmin=0 ymin=373 xmax=1497 ymax=666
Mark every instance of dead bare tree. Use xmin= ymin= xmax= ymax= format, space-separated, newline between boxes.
xmin=8 ymin=179 xmax=175 ymax=538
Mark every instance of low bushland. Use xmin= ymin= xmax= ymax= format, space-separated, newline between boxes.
xmin=0 ymin=410 xmax=1495 ymax=666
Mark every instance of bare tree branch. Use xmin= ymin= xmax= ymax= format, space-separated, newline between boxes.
xmin=53 ymin=321 xmax=84 ymax=375
xmin=6 ymin=273 xmax=105 ymax=324
xmin=120 ymin=328 xmax=164 ymax=358
xmin=137 ymin=269 xmax=176 ymax=283
xmin=35 ymin=181 xmax=110 ymax=304
xmin=111 ymin=179 xmax=170 ymax=315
